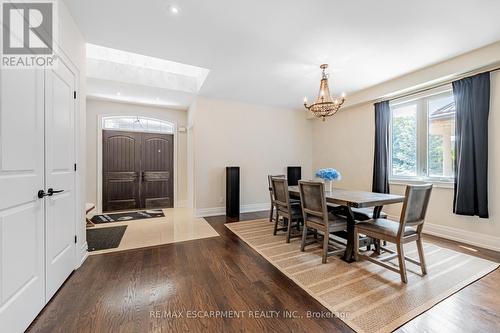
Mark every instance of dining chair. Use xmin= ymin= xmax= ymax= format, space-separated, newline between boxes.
xmin=354 ymin=184 xmax=433 ymax=283
xmin=268 ymin=174 xmax=285 ymax=223
xmin=298 ymin=180 xmax=347 ymax=264
xmin=271 ymin=177 xmax=303 ymax=243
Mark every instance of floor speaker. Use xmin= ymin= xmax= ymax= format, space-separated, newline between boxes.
xmin=287 ymin=166 xmax=301 ymax=186
xmin=226 ymin=167 xmax=240 ymax=219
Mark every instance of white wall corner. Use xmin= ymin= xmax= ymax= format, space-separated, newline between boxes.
xmin=177 ymin=200 xmax=188 ymax=208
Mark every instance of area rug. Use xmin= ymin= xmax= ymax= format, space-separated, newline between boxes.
xmin=87 ymin=225 xmax=127 ymax=251
xmin=90 ymin=210 xmax=165 ymax=224
xmin=225 ymin=219 xmax=499 ymax=333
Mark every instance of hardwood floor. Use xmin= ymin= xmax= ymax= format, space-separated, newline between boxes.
xmin=28 ymin=211 xmax=499 ymax=333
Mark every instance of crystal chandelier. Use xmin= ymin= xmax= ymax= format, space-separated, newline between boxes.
xmin=304 ymin=64 xmax=346 ymax=121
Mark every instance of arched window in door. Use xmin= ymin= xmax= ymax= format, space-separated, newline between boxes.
xmin=102 ymin=116 xmax=174 ymax=134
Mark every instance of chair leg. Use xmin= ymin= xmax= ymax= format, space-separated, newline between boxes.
xmin=322 ymin=228 xmax=329 ymax=264
xmin=269 ymin=203 xmax=274 ymax=223
xmin=396 ymin=243 xmax=408 ymax=283
xmin=300 ymin=224 xmax=308 ymax=252
xmin=354 ymin=229 xmax=359 ymax=261
xmin=416 ymin=237 xmax=427 ymax=275
xmin=286 ymin=218 xmax=292 ymax=243
xmin=273 ymin=214 xmax=279 ymax=235
xmin=374 ymin=239 xmax=382 ymax=254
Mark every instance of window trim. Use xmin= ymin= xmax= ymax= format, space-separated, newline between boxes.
xmin=388 ymin=86 xmax=455 ymax=185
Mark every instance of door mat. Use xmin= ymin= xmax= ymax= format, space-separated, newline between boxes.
xmin=90 ymin=210 xmax=165 ymax=224
xmin=87 ymin=225 xmax=127 ymax=252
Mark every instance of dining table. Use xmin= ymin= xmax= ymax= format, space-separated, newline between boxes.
xmin=288 ymin=186 xmax=405 ymax=263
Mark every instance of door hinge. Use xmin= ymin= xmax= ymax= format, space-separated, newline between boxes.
xmin=74 ymin=91 xmax=77 ymax=99
xmin=74 ymin=235 xmax=77 ymax=244
xmin=74 ymin=163 xmax=77 ymax=171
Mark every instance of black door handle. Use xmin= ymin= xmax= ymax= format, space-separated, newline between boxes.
xmin=38 ymin=190 xmax=48 ymax=199
xmin=48 ymin=188 xmax=64 ymax=196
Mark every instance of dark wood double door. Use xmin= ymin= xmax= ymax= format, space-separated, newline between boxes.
xmin=103 ymin=130 xmax=174 ymax=212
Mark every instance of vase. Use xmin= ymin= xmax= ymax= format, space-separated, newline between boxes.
xmin=324 ymin=180 xmax=333 ymax=192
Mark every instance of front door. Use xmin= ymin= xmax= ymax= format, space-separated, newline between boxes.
xmin=44 ymin=60 xmax=77 ymax=299
xmin=102 ymin=130 xmax=174 ymax=212
xmin=102 ymin=130 xmax=141 ymax=211
xmin=141 ymin=133 xmax=174 ymax=209
xmin=0 ymin=69 xmax=46 ymax=332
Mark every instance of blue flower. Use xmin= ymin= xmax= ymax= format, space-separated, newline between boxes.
xmin=315 ymin=168 xmax=342 ymax=181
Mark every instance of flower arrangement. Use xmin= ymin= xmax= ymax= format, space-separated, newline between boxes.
xmin=315 ymin=168 xmax=342 ymax=181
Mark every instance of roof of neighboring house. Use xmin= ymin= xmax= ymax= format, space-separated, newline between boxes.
xmin=430 ymin=101 xmax=455 ymax=119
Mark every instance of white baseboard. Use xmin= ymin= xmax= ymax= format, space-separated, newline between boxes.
xmin=196 ymin=203 xmax=269 ymax=218
xmin=357 ymin=214 xmax=499 ymax=253
xmin=423 ymin=223 xmax=500 ymax=252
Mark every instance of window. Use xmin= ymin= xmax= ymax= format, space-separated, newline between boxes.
xmin=390 ymin=87 xmax=455 ymax=183
xmin=102 ymin=116 xmax=175 ymax=134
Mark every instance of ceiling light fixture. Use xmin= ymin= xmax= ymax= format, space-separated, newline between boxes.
xmin=169 ymin=5 xmax=179 ymax=14
xmin=304 ymin=64 xmax=346 ymax=121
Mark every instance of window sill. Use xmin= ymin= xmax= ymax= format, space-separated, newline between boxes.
xmin=389 ymin=179 xmax=454 ymax=189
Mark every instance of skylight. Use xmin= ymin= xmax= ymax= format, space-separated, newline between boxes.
xmin=86 ymin=43 xmax=209 ymax=91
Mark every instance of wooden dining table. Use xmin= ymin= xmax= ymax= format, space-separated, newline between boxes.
xmin=288 ymin=186 xmax=405 ymax=263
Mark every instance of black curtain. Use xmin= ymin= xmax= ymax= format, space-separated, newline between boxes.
xmin=452 ymin=72 xmax=490 ymax=218
xmin=372 ymin=101 xmax=390 ymax=194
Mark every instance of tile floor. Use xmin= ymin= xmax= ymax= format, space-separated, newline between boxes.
xmin=87 ymin=208 xmax=219 ymax=255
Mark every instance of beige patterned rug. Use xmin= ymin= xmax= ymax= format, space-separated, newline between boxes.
xmin=225 ymin=219 xmax=499 ymax=333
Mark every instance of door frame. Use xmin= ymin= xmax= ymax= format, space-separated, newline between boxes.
xmin=96 ymin=114 xmax=178 ymax=213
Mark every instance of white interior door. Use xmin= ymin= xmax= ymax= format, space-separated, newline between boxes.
xmin=0 ymin=69 xmax=46 ymax=332
xmin=44 ymin=60 xmax=77 ymax=300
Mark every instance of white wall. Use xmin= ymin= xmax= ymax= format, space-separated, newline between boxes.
xmin=85 ymin=99 xmax=188 ymax=209
xmin=190 ymin=97 xmax=313 ymax=216
xmin=312 ymin=71 xmax=500 ymax=251
xmin=58 ymin=0 xmax=87 ymax=266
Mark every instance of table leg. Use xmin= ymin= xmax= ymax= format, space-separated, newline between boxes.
xmin=341 ymin=206 xmax=356 ymax=263
xmin=373 ymin=205 xmax=383 ymax=254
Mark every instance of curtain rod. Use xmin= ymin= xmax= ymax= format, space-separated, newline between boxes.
xmin=376 ymin=64 xmax=500 ymax=104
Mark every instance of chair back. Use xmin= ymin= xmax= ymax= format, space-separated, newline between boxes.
xmin=399 ymin=184 xmax=433 ymax=235
xmin=271 ymin=177 xmax=291 ymax=215
xmin=298 ymin=180 xmax=328 ymax=226
xmin=268 ymin=174 xmax=285 ymax=201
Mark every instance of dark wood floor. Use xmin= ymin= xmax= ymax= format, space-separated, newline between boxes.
xmin=28 ymin=211 xmax=500 ymax=333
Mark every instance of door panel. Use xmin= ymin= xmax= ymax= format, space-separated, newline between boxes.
xmin=44 ymin=61 xmax=76 ymax=300
xmin=102 ymin=131 xmax=140 ymax=212
xmin=0 ymin=69 xmax=45 ymax=332
xmin=141 ymin=133 xmax=174 ymax=209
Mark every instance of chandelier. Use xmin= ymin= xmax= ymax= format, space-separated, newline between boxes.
xmin=304 ymin=64 xmax=346 ymax=121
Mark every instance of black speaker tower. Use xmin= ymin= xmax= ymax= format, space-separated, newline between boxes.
xmin=287 ymin=166 xmax=301 ymax=186
xmin=226 ymin=167 xmax=240 ymax=219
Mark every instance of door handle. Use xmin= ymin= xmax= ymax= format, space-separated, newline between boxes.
xmin=47 ymin=188 xmax=64 ymax=196
xmin=38 ymin=190 xmax=48 ymax=199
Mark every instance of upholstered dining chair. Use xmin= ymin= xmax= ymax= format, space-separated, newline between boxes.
xmin=271 ymin=177 xmax=303 ymax=243
xmin=354 ymin=184 xmax=433 ymax=283
xmin=268 ymin=175 xmax=285 ymax=223
xmin=298 ymin=180 xmax=347 ymax=264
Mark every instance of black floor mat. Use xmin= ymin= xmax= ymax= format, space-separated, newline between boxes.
xmin=87 ymin=226 xmax=127 ymax=252
xmin=90 ymin=210 xmax=165 ymax=224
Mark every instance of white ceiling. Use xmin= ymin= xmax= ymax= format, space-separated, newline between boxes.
xmin=65 ymin=0 xmax=500 ymax=110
